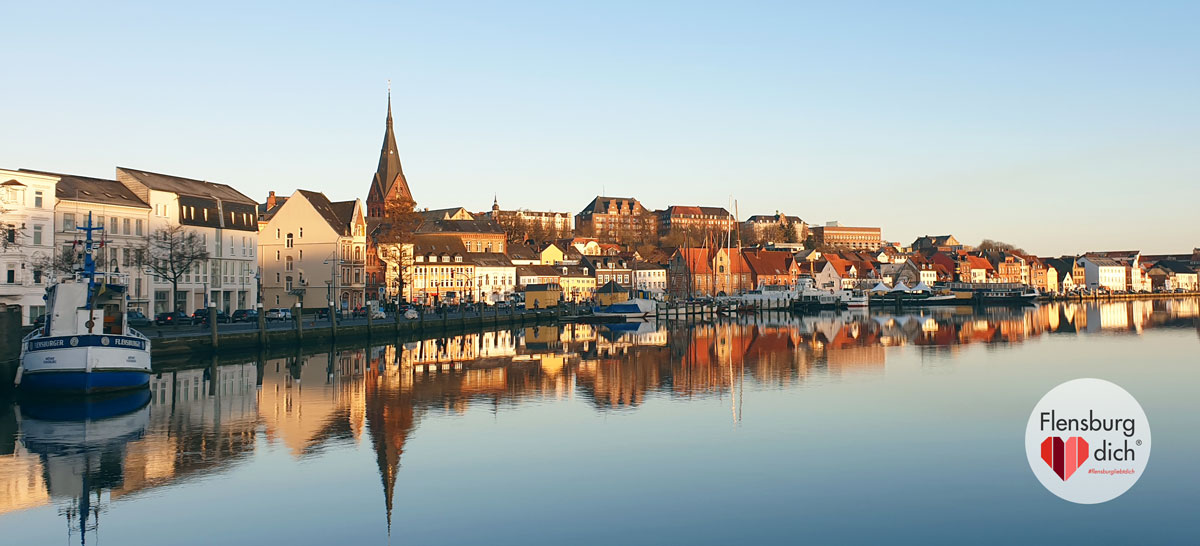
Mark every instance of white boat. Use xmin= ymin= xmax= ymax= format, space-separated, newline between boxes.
xmin=17 ymin=213 xmax=151 ymax=394
xmin=593 ymin=298 xmax=657 ymax=319
xmin=838 ymin=288 xmax=870 ymax=308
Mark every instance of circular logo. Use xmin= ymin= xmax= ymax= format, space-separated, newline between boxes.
xmin=100 ymin=336 xmax=110 ymax=346
xmin=69 ymin=337 xmax=79 ymax=347
xmin=1025 ymin=378 xmax=1150 ymax=504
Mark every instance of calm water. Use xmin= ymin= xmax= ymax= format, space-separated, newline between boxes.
xmin=1 ymin=299 xmax=1198 ymax=544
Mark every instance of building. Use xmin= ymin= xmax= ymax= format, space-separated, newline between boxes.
xmin=523 ymin=283 xmax=561 ymax=309
xmin=415 ymin=210 xmax=507 ymax=254
xmin=656 ymin=205 xmax=735 ymax=238
xmin=712 ymin=248 xmax=752 ymax=295
xmin=0 ymin=169 xmax=57 ymax=324
xmin=575 ymin=196 xmax=657 ymax=244
xmin=742 ymin=249 xmax=799 ymax=288
xmin=49 ymin=172 xmax=154 ymax=314
xmin=582 ymin=255 xmax=633 ymax=289
xmin=743 ymin=213 xmax=806 ymax=243
xmin=470 ymin=252 xmax=516 ymax=304
xmin=259 ymin=190 xmax=367 ymax=311
xmin=632 ymin=262 xmax=667 ymax=298
xmin=506 ymin=244 xmax=540 ymax=266
xmin=811 ymin=223 xmax=882 ymax=251
xmin=1147 ymin=261 xmax=1198 ymax=291
xmin=485 ymin=198 xmax=573 ymax=239
xmin=558 ymin=266 xmax=597 ymax=302
xmin=406 ymin=235 xmax=475 ymax=304
xmin=516 ymin=265 xmax=561 ymax=288
xmin=667 ymin=248 xmax=713 ymax=299
xmin=1084 ymin=251 xmax=1147 ymax=292
xmin=1076 ymin=256 xmax=1126 ymax=292
xmin=911 ymin=235 xmax=963 ymax=252
xmin=115 ymin=167 xmax=258 ymax=314
xmin=957 ymin=255 xmax=993 ymax=283
xmin=365 ymin=91 xmax=412 ymax=218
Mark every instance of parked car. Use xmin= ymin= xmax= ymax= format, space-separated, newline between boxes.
xmin=191 ymin=308 xmax=230 ymax=325
xmin=370 ymin=309 xmax=386 ymax=319
xmin=315 ymin=308 xmax=344 ymax=320
xmin=155 ymin=311 xmax=188 ymax=325
xmin=403 ymin=308 xmax=420 ymax=320
xmin=265 ymin=308 xmax=293 ymax=321
xmin=126 ymin=310 xmax=152 ymax=327
xmin=231 ymin=309 xmax=258 ymax=323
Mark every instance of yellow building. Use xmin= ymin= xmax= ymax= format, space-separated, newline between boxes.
xmin=596 ymin=280 xmax=630 ymax=306
xmin=524 ymin=283 xmax=562 ymax=309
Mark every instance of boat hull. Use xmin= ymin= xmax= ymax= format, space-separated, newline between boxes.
xmin=19 ymin=334 xmax=152 ymax=394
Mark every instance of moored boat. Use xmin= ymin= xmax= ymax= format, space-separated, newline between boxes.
xmin=593 ymin=298 xmax=657 ymax=320
xmin=16 ymin=213 xmax=152 ymax=394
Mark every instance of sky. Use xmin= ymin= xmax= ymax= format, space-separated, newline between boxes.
xmin=2 ymin=1 xmax=1197 ymax=255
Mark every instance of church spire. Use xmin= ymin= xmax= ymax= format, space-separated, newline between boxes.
xmin=367 ymin=82 xmax=411 ymax=216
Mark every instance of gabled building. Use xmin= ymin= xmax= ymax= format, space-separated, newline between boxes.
xmin=115 ymin=167 xmax=258 ymax=314
xmin=517 ymin=264 xmax=562 ymax=288
xmin=632 ymin=262 xmax=667 ymax=298
xmin=957 ymin=255 xmax=993 ymax=283
xmin=575 ymin=196 xmax=657 ymax=244
xmin=1146 ymin=261 xmax=1198 ymax=291
xmin=742 ymin=249 xmax=799 ymax=288
xmin=470 ymin=252 xmax=516 ymax=304
xmin=582 ymin=255 xmax=633 ymax=289
xmin=712 ymin=247 xmax=752 ymax=295
xmin=911 ymin=234 xmax=962 ymax=252
xmin=409 ymin=234 xmax=473 ymax=304
xmin=668 ymin=248 xmax=713 ymax=299
xmin=260 ymin=190 xmax=367 ymax=311
xmin=1084 ymin=251 xmax=1146 ymax=292
xmin=743 ymin=213 xmax=806 ymax=243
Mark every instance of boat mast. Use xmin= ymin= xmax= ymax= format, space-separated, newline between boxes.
xmin=78 ymin=212 xmax=104 ymax=310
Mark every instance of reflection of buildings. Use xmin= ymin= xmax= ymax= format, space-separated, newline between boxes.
xmin=3 ymin=298 xmax=1196 ymax=530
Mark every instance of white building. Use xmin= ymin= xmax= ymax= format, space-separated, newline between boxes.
xmin=115 ymin=167 xmax=259 ymax=314
xmin=1076 ymin=256 xmax=1126 ymax=292
xmin=471 ymin=253 xmax=517 ymax=304
xmin=50 ymin=172 xmax=154 ymax=314
xmin=633 ymin=264 xmax=667 ymax=298
xmin=0 ymin=169 xmax=57 ymax=325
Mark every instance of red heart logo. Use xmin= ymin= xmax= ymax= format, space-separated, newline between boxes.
xmin=1041 ymin=436 xmax=1089 ymax=481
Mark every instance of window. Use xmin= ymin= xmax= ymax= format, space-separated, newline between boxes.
xmin=298 ymin=227 xmax=303 ymax=238
xmin=4 ymin=228 xmax=13 ymax=244
xmin=34 ymin=191 xmax=43 ymax=208
xmin=276 ymin=272 xmax=280 ymax=282
xmin=276 ymin=228 xmax=280 ymax=239
xmin=286 ymin=276 xmax=293 ymax=290
xmin=5 ymin=266 xmax=14 ymax=284
xmin=298 ymin=250 xmax=303 ymax=259
xmin=286 ymin=233 xmax=293 ymax=248
xmin=109 ymin=217 xmax=117 ymax=234
xmin=33 ymin=224 xmax=42 ymax=245
xmin=123 ymin=218 xmax=131 ymax=235
xmin=286 ymin=256 xmax=294 ymax=271
xmin=275 ymin=295 xmax=280 ymax=305
xmin=33 ymin=268 xmax=42 ymax=284
xmin=275 ymin=250 xmax=280 ymax=261
xmin=135 ymin=219 xmax=143 ymax=235
xmin=63 ymin=213 xmax=75 ymax=231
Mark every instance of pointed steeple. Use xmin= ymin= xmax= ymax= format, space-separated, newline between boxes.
xmin=368 ymin=83 xmax=412 ymax=216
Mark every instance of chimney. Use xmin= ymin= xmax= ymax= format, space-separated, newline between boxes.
xmin=267 ymin=191 xmax=277 ymax=209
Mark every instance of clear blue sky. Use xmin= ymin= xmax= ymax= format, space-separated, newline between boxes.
xmin=3 ymin=1 xmax=1197 ymax=255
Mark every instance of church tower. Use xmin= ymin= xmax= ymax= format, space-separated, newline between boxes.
xmin=366 ymin=86 xmax=412 ymax=217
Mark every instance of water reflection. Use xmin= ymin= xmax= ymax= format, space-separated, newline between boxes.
xmin=1 ymin=298 xmax=1197 ymax=541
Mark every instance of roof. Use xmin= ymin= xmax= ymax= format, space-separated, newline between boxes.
xmin=27 ymin=170 xmax=150 ymax=209
xmin=660 ymin=205 xmax=731 ymax=218
xmin=297 ymin=190 xmax=357 ymax=235
xmin=471 ymin=253 xmax=514 ymax=267
xmin=578 ymin=196 xmax=647 ymax=216
xmin=743 ymin=250 xmax=794 ymax=276
xmin=1151 ymin=260 xmax=1196 ymax=274
xmin=518 ymin=265 xmax=562 ymax=278
xmin=524 ymin=283 xmax=561 ymax=291
xmin=912 ymin=235 xmax=958 ymax=248
xmin=412 ymin=234 xmax=468 ymax=256
xmin=115 ymin=167 xmax=256 ymax=204
xmin=507 ymin=245 xmax=539 ymax=260
xmin=673 ymin=248 xmax=712 ymax=274
xmin=596 ymin=280 xmax=629 ymax=294
xmin=962 ymin=255 xmax=994 ymax=270
xmin=367 ymin=92 xmax=412 ymax=206
xmin=745 ymin=214 xmax=802 ymax=223
xmin=1081 ymin=256 xmax=1122 ymax=267
xmin=416 ymin=218 xmax=504 ymax=234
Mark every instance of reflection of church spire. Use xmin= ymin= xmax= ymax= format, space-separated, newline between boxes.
xmin=364 ymin=367 xmax=416 ymax=534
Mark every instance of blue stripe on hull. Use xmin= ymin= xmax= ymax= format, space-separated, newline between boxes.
xmin=20 ymin=370 xmax=150 ymax=394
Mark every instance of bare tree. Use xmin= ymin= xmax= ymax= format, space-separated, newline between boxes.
xmin=141 ymin=225 xmax=210 ymax=313
xmin=377 ymin=196 xmax=421 ymax=303
xmin=34 ymin=246 xmax=82 ymax=279
xmin=978 ymin=239 xmax=1026 ymax=254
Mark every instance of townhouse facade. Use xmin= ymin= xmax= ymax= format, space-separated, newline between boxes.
xmin=0 ymin=169 xmax=57 ymax=324
xmin=575 ymin=196 xmax=657 ymax=244
xmin=259 ymin=190 xmax=367 ymax=311
xmin=811 ymin=223 xmax=882 ymax=251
